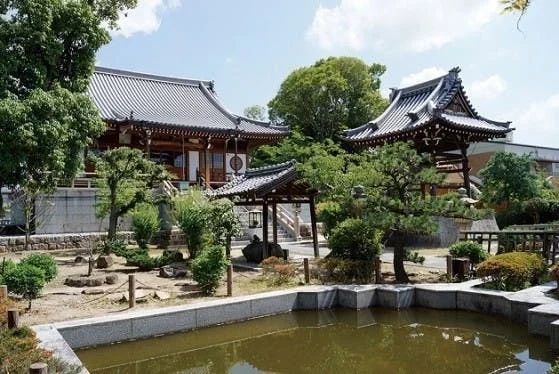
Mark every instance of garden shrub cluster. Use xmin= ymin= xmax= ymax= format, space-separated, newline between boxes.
xmin=130 ymin=203 xmax=160 ymax=250
xmin=316 ymin=258 xmax=375 ymax=284
xmin=191 ymin=245 xmax=229 ymax=295
xmin=550 ymin=264 xmax=559 ymax=285
xmin=260 ymin=256 xmax=297 ymax=286
xmin=113 ymin=245 xmax=184 ymax=271
xmin=449 ymin=241 xmax=488 ymax=264
xmin=0 ymin=254 xmax=58 ymax=309
xmin=476 ymin=252 xmax=547 ymax=291
xmin=328 ymin=218 xmax=383 ymax=261
xmin=496 ymin=198 xmax=559 ymax=228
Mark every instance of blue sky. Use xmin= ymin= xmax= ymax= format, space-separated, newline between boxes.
xmin=97 ymin=0 xmax=559 ymax=148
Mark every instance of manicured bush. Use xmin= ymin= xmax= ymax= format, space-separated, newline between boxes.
xmin=130 ymin=203 xmax=160 ymax=249
xmin=21 ymin=253 xmax=58 ymax=282
xmin=449 ymin=241 xmax=488 ymax=264
xmin=3 ymin=263 xmax=46 ymax=309
xmin=101 ymin=237 xmax=128 ymax=256
xmin=328 ymin=218 xmax=383 ymax=261
xmin=260 ymin=256 xmax=297 ymax=286
xmin=316 ymin=257 xmax=375 ymax=284
xmin=191 ymin=245 xmax=229 ymax=295
xmin=548 ymin=358 xmax=559 ymax=374
xmin=476 ymin=252 xmax=547 ymax=291
xmin=174 ymin=197 xmax=210 ymax=260
xmin=0 ymin=258 xmax=16 ymax=284
xmin=404 ymin=249 xmax=425 ymax=265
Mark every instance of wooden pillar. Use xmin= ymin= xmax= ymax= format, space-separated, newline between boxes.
xmin=262 ymin=199 xmax=269 ymax=259
xmin=0 ymin=285 xmax=7 ymax=301
xmin=227 ymin=264 xmax=233 ymax=297
xmin=29 ymin=363 xmax=48 ymax=374
xmin=272 ymin=203 xmax=278 ymax=244
xmin=309 ymin=196 xmax=319 ymax=258
xmin=181 ymin=134 xmax=186 ymax=181
xmin=460 ymin=145 xmax=471 ymax=197
xmin=128 ymin=274 xmax=136 ymax=308
xmin=204 ymin=139 xmax=211 ymax=189
xmin=7 ymin=308 xmax=19 ymax=329
xmin=145 ymin=129 xmax=152 ymax=160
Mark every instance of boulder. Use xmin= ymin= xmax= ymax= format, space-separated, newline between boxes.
xmin=96 ymin=255 xmax=114 ymax=269
xmin=154 ymin=290 xmax=170 ymax=300
xmin=242 ymin=242 xmax=283 ymax=263
xmin=82 ymin=288 xmax=105 ymax=295
xmin=159 ymin=266 xmax=175 ymax=278
xmin=105 ymin=274 xmax=119 ymax=285
xmin=65 ymin=276 xmax=104 ymax=287
xmin=74 ymin=256 xmax=89 ymax=264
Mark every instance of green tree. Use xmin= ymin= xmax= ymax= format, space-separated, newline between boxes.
xmin=243 ymin=105 xmax=266 ymax=121
xmin=208 ymin=198 xmax=242 ymax=257
xmin=479 ymin=152 xmax=539 ymax=206
xmin=0 ymin=0 xmax=137 ymax=214
xmin=173 ymin=189 xmax=211 ymax=260
xmin=268 ymin=57 xmax=387 ymax=142
xmin=95 ymin=147 xmax=169 ymax=241
xmin=130 ymin=203 xmax=161 ymax=250
xmin=3 ymin=263 xmax=46 ymax=310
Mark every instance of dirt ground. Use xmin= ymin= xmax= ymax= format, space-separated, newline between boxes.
xmin=1 ymin=247 xmax=448 ymax=326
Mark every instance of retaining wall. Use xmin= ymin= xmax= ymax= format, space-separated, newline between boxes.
xmin=32 ymin=281 xmax=559 ymax=374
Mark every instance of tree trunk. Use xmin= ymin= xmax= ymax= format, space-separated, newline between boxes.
xmin=0 ymin=181 xmax=4 ymax=217
xmin=108 ymin=207 xmax=118 ymax=241
xmin=392 ymin=230 xmax=410 ymax=283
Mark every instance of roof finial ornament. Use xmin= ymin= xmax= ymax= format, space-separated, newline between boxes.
xmin=129 ymin=110 xmax=134 ymax=120
xmin=448 ymin=67 xmax=461 ymax=80
xmin=209 ymin=80 xmax=215 ymax=92
xmin=389 ymin=88 xmax=398 ymax=102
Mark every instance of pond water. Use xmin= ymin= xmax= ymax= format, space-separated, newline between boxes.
xmin=77 ymin=308 xmax=556 ymax=374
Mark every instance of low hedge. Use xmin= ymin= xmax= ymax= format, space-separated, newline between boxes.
xmin=316 ymin=257 xmax=374 ymax=284
xmin=449 ymin=241 xmax=488 ymax=264
xmin=476 ymin=252 xmax=547 ymax=291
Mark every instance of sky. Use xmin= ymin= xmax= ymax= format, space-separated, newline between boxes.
xmin=97 ymin=0 xmax=559 ymax=148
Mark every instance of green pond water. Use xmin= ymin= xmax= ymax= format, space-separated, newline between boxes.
xmin=77 ymin=308 xmax=557 ymax=374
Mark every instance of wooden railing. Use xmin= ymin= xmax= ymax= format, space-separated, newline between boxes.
xmin=460 ymin=230 xmax=559 ymax=264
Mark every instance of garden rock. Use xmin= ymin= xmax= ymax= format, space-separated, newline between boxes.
xmin=154 ymin=290 xmax=170 ymax=300
xmin=105 ymin=274 xmax=119 ymax=285
xmin=96 ymin=255 xmax=114 ymax=269
xmin=65 ymin=276 xmax=104 ymax=287
xmin=82 ymin=288 xmax=105 ymax=295
xmin=74 ymin=256 xmax=88 ymax=264
xmin=159 ymin=266 xmax=175 ymax=278
xmin=242 ymin=242 xmax=283 ymax=263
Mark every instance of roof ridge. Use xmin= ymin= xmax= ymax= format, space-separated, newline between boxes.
xmin=198 ymin=82 xmax=239 ymax=125
xmin=246 ymin=159 xmax=296 ymax=176
xmin=94 ymin=66 xmax=213 ymax=88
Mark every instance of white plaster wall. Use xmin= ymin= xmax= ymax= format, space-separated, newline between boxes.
xmin=188 ymin=151 xmax=200 ymax=182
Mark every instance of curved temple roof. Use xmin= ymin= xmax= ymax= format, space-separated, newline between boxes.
xmin=343 ymin=67 xmax=512 ymax=145
xmin=88 ymin=67 xmax=289 ymax=140
xmin=211 ymin=160 xmax=303 ymax=199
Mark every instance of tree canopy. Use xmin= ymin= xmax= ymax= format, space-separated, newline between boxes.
xmin=479 ymin=152 xmax=540 ymax=205
xmin=268 ymin=57 xmax=387 ymax=142
xmin=95 ymin=147 xmax=169 ymax=240
xmin=0 ymin=0 xmax=137 ymax=215
xmin=243 ymin=105 xmax=266 ymax=121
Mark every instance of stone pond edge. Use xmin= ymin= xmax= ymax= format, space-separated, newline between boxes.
xmin=32 ymin=280 xmax=559 ymax=373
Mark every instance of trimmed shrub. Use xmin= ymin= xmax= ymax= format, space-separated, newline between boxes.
xmin=21 ymin=253 xmax=58 ymax=282
xmin=0 ymin=258 xmax=16 ymax=284
xmin=130 ymin=203 xmax=160 ymax=249
xmin=260 ymin=256 xmax=297 ymax=286
xmin=328 ymin=218 xmax=383 ymax=261
xmin=477 ymin=252 xmax=547 ymax=291
xmin=101 ymin=238 xmax=128 ymax=256
xmin=316 ymin=258 xmax=375 ymax=284
xmin=549 ymin=358 xmax=559 ymax=374
xmin=175 ymin=200 xmax=210 ymax=259
xmin=449 ymin=241 xmax=488 ymax=264
xmin=3 ymin=263 xmax=46 ymax=309
xmin=192 ymin=245 xmax=229 ymax=294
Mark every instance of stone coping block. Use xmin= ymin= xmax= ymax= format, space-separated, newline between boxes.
xmin=528 ymin=303 xmax=559 ymax=337
xmin=33 ymin=282 xmax=559 ymax=371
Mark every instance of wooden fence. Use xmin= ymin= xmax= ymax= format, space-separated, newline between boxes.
xmin=459 ymin=230 xmax=559 ymax=265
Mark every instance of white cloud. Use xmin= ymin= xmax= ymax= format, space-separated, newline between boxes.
xmin=225 ymin=57 xmax=233 ymax=64
xmin=400 ymin=67 xmax=447 ymax=87
xmin=306 ymin=0 xmax=500 ymax=52
xmin=512 ymin=94 xmax=559 ymax=147
xmin=113 ymin=0 xmax=181 ymax=38
xmin=468 ymin=75 xmax=508 ymax=100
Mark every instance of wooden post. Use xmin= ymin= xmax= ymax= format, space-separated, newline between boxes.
xmin=303 ymin=258 xmax=310 ymax=284
xmin=460 ymin=145 xmax=471 ymax=197
xmin=309 ymin=196 xmax=319 ymax=258
xmin=446 ymin=255 xmax=453 ymax=278
xmin=262 ymin=199 xmax=269 ymax=259
xmin=0 ymin=285 xmax=7 ymax=301
xmin=272 ymin=203 xmax=278 ymax=244
xmin=128 ymin=274 xmax=136 ymax=308
xmin=29 ymin=363 xmax=48 ymax=374
xmin=374 ymin=256 xmax=382 ymax=284
xmin=487 ymin=233 xmax=492 ymax=254
xmin=8 ymin=308 xmax=19 ymax=329
xmin=227 ymin=264 xmax=233 ymax=297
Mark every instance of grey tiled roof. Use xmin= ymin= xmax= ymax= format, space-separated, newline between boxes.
xmin=212 ymin=160 xmax=298 ymax=198
xmin=88 ymin=67 xmax=289 ymax=138
xmin=343 ymin=67 xmax=511 ymax=143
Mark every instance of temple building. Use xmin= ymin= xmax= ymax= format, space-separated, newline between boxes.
xmin=342 ymin=67 xmax=512 ymax=196
xmin=88 ymin=67 xmax=289 ymax=189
